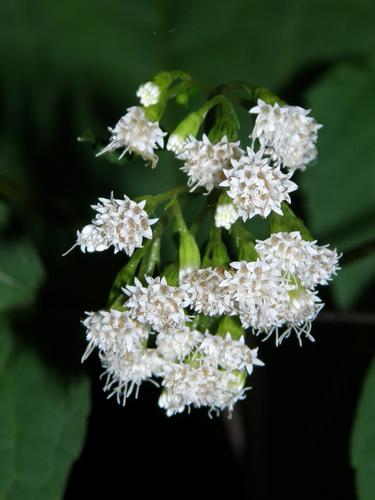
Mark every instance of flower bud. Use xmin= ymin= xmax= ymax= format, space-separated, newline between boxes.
xmin=179 ymin=230 xmax=201 ymax=281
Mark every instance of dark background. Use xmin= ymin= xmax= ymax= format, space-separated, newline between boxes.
xmin=1 ymin=0 xmax=375 ymax=498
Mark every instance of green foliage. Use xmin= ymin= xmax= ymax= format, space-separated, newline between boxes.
xmin=302 ymin=62 xmax=375 ymax=307
xmin=0 ymin=240 xmax=45 ymax=313
xmin=0 ymin=202 xmax=10 ymax=233
xmin=0 ymin=316 xmax=90 ymax=500
xmin=351 ymin=356 xmax=375 ymax=500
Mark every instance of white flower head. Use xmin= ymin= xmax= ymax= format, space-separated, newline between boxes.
xmin=181 ymin=135 xmax=244 ymax=193
xmin=267 ymin=287 xmax=324 ymax=346
xmin=77 ymin=194 xmax=158 ymax=256
xmin=220 ymin=147 xmax=297 ymax=220
xmin=96 ymin=106 xmax=166 ymax=167
xmin=250 ymin=99 xmax=322 ymax=172
xmin=156 ymin=326 xmax=203 ymax=362
xmin=255 ymin=231 xmax=341 ymax=289
xmin=159 ymin=359 xmax=250 ymax=417
xmin=182 ymin=267 xmax=236 ymax=317
xmin=124 ymin=276 xmax=190 ymax=332
xmin=215 ymin=202 xmax=239 ymax=230
xmin=223 ymin=260 xmax=295 ymax=331
xmin=101 ymin=349 xmax=163 ymax=405
xmin=136 ymin=82 xmax=161 ymax=107
xmin=82 ymin=309 xmax=150 ymax=361
xmin=199 ymin=333 xmax=264 ymax=374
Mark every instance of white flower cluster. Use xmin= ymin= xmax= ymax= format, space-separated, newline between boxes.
xmin=181 ymin=231 xmax=339 ymax=345
xmin=82 ymin=294 xmax=264 ymax=415
xmin=75 ymin=194 xmax=158 ymax=256
xmin=95 ymin=93 xmax=321 ymax=230
xmin=76 ymin=75 xmax=338 ymax=418
xmin=80 ymin=228 xmax=338 ymax=412
xmin=255 ymin=231 xmax=341 ymax=289
xmin=164 ymin=100 xmax=321 ymax=228
xmin=250 ymin=99 xmax=322 ymax=172
xmin=97 ymin=106 xmax=166 ymax=167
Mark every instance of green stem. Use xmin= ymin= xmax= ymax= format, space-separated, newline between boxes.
xmin=107 ymin=247 xmax=145 ymax=307
xmin=168 ymin=197 xmax=188 ymax=234
xmin=190 ymin=200 xmax=210 ymax=236
xmin=136 ymin=185 xmax=188 ymax=214
xmin=198 ymin=94 xmax=231 ymax=118
xmin=138 ymin=237 xmax=161 ymax=278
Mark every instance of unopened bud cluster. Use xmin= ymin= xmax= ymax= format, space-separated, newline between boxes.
xmin=70 ymin=71 xmax=341 ymax=417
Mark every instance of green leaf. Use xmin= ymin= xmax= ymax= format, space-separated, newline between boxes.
xmin=302 ymin=62 xmax=375 ymax=308
xmin=332 ymin=254 xmax=375 ymax=309
xmin=0 ymin=202 xmax=10 ymax=233
xmin=351 ymin=356 xmax=375 ymax=500
xmin=0 ymin=240 xmax=45 ymax=312
xmin=0 ymin=316 xmax=90 ymax=500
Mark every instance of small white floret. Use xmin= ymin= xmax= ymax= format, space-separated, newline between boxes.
xmin=136 ymin=82 xmax=160 ymax=107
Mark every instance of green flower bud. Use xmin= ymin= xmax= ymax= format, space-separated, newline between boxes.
xmin=179 ymin=230 xmax=201 ymax=281
xmin=167 ymin=111 xmax=204 ymax=155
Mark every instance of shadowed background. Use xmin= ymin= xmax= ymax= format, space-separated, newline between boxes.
xmin=0 ymin=1 xmax=374 ymax=499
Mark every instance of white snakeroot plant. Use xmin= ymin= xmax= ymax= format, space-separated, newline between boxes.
xmin=71 ymin=71 xmax=340 ymax=417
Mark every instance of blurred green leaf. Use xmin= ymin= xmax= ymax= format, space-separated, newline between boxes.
xmin=0 ymin=240 xmax=45 ymax=312
xmin=0 ymin=202 xmax=10 ymax=233
xmin=332 ymin=254 xmax=375 ymax=309
xmin=0 ymin=316 xmax=90 ymax=500
xmin=351 ymin=356 xmax=375 ymax=500
xmin=302 ymin=62 xmax=375 ymax=308
xmin=2 ymin=0 xmax=375 ymax=135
